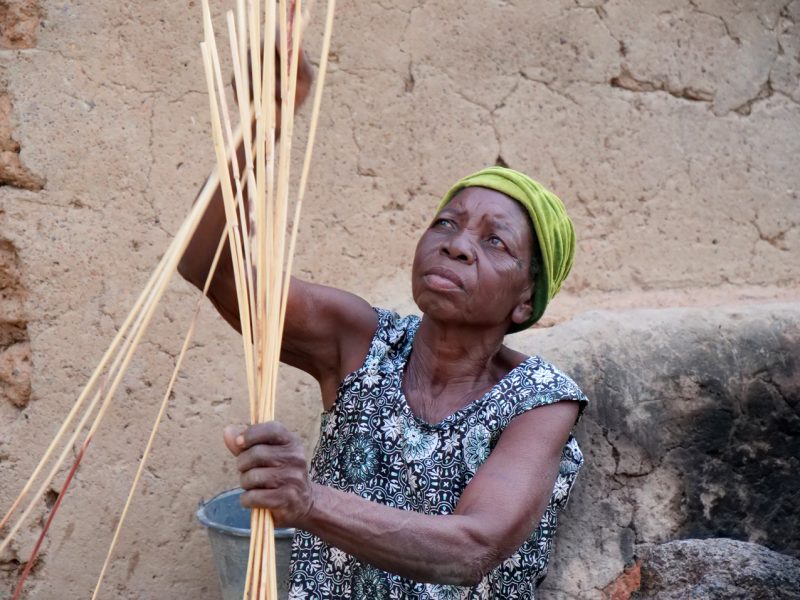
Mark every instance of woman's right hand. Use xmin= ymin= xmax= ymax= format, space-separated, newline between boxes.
xmin=223 ymin=422 xmax=316 ymax=528
xmin=232 ymin=37 xmax=315 ymax=117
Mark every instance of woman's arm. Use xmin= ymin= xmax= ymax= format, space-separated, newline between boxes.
xmin=178 ymin=41 xmax=315 ymax=317
xmin=180 ymin=201 xmax=377 ymax=405
xmin=225 ymin=400 xmax=580 ymax=585
xmin=177 ymin=50 xmax=377 ymax=404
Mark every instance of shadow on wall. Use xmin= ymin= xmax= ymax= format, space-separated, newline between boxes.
xmin=517 ymin=304 xmax=800 ymax=599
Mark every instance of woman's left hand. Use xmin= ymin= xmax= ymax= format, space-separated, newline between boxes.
xmin=223 ymin=421 xmax=315 ymax=528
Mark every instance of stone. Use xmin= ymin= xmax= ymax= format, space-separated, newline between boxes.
xmin=602 ymin=561 xmax=642 ymax=600
xmin=635 ymin=538 xmax=800 ymax=599
xmin=529 ymin=304 xmax=800 ymax=598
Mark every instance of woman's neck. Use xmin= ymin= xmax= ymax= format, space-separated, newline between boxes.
xmin=402 ymin=316 xmax=519 ymax=423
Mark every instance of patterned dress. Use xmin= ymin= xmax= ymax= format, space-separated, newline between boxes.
xmin=288 ymin=309 xmax=588 ymax=599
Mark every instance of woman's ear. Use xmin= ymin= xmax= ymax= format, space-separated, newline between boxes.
xmin=510 ymin=285 xmax=533 ymax=326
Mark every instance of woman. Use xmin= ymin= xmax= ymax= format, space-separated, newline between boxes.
xmin=179 ymin=70 xmax=587 ymax=600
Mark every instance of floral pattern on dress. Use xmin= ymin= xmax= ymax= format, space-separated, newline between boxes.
xmin=463 ymin=424 xmax=491 ymax=473
xmin=289 ymin=309 xmax=588 ymax=599
xmin=403 ymin=421 xmax=438 ymax=461
xmin=426 ymin=583 xmax=470 ymax=600
xmin=352 ymin=565 xmax=390 ymax=600
xmin=340 ymin=433 xmax=379 ymax=484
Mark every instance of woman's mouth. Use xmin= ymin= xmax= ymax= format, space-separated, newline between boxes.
xmin=423 ymin=267 xmax=465 ymax=291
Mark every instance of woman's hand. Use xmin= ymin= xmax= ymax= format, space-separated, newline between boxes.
xmin=223 ymin=421 xmax=316 ymax=528
xmin=293 ymin=46 xmax=314 ymax=109
xmin=231 ymin=39 xmax=315 ymax=115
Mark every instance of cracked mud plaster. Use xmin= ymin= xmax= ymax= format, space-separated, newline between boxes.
xmin=611 ymin=66 xmax=713 ymax=103
xmin=603 ymin=0 xmax=798 ymax=115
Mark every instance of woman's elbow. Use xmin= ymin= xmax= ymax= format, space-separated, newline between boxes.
xmin=452 ymin=512 xmax=537 ymax=586
xmin=455 ymin=566 xmax=488 ymax=588
xmin=448 ymin=552 xmax=496 ymax=587
xmin=177 ymin=255 xmax=205 ymax=291
xmin=452 ymin=534 xmax=503 ymax=587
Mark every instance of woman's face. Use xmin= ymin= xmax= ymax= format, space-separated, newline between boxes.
xmin=411 ymin=187 xmax=534 ymax=331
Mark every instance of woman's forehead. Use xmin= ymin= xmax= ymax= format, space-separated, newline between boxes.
xmin=442 ymin=187 xmax=530 ymax=226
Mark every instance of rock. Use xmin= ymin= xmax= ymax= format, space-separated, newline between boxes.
xmin=602 ymin=561 xmax=642 ymax=600
xmin=524 ymin=304 xmax=800 ymax=598
xmin=635 ymin=538 xmax=800 ymax=599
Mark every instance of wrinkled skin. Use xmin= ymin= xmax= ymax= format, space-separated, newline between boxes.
xmin=412 ymin=187 xmax=534 ymax=332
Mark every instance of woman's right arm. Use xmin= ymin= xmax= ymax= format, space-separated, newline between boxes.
xmin=177 ymin=49 xmax=377 ymax=406
xmin=178 ymin=162 xmax=242 ymax=330
xmin=177 ymin=159 xmax=377 ymax=408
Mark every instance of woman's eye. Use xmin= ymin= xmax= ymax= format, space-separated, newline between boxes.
xmin=488 ymin=235 xmax=506 ymax=249
xmin=434 ymin=218 xmax=454 ymax=229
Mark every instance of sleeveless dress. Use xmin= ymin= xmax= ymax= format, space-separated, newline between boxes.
xmin=288 ymin=309 xmax=588 ymax=599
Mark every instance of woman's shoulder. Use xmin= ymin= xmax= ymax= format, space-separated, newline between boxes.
xmin=371 ymin=308 xmax=422 ymax=350
xmin=338 ymin=308 xmax=420 ymax=384
xmin=498 ymin=353 xmax=588 ymax=421
xmin=525 ymin=355 xmax=586 ymax=398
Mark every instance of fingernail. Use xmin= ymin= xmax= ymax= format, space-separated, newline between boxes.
xmin=236 ymin=435 xmax=245 ymax=447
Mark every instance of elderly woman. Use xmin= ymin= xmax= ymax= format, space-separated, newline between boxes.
xmin=179 ymin=75 xmax=587 ymax=600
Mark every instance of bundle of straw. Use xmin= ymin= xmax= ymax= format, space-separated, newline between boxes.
xmin=0 ymin=0 xmax=336 ymax=597
xmin=198 ymin=0 xmax=336 ymax=596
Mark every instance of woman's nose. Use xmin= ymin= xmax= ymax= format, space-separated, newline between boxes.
xmin=441 ymin=233 xmax=476 ymax=264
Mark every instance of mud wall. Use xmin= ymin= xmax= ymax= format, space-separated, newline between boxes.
xmin=1 ymin=0 xmax=798 ymax=597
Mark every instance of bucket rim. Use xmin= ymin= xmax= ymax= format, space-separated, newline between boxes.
xmin=196 ymin=488 xmax=295 ymax=539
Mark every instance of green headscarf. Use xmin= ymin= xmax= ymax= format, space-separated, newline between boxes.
xmin=436 ymin=166 xmax=575 ymax=332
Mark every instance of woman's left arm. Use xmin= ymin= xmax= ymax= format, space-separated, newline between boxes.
xmin=225 ymin=399 xmax=580 ymax=586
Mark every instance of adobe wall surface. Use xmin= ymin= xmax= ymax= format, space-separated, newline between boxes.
xmin=1 ymin=0 xmax=798 ymax=597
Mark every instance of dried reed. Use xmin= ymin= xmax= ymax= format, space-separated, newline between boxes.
xmin=199 ymin=0 xmax=335 ymax=596
xmin=0 ymin=0 xmax=335 ymax=597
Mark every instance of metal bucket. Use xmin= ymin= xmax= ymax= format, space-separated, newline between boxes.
xmin=197 ymin=488 xmax=294 ymax=600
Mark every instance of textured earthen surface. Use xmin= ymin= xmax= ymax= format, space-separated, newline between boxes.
xmin=530 ymin=304 xmax=800 ymax=598
xmin=0 ymin=235 xmax=31 ymax=408
xmin=0 ymin=1 xmax=42 ymax=49
xmin=0 ymin=0 xmax=798 ymax=598
xmin=636 ymin=538 xmax=800 ymax=599
xmin=0 ymin=91 xmax=44 ymax=190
